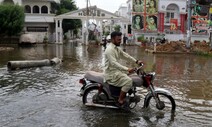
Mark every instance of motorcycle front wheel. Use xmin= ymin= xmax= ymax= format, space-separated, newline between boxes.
xmin=144 ymin=93 xmax=176 ymax=113
xmin=82 ymin=86 xmax=108 ymax=105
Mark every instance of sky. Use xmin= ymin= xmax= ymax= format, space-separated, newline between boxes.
xmin=74 ymin=0 xmax=127 ymax=13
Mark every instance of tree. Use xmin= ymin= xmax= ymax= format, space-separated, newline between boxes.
xmin=114 ymin=25 xmax=121 ymax=32
xmin=0 ymin=4 xmax=25 ymax=37
xmin=2 ymin=0 xmax=14 ymax=4
xmin=56 ymin=0 xmax=82 ymax=34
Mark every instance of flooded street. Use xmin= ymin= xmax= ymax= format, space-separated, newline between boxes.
xmin=0 ymin=42 xmax=212 ymax=127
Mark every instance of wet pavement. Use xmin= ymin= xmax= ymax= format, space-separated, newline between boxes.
xmin=0 ymin=42 xmax=212 ymax=127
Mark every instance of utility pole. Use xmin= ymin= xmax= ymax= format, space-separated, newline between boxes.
xmin=210 ymin=5 xmax=212 ymax=50
xmin=86 ymin=0 xmax=89 ymax=45
xmin=186 ymin=0 xmax=192 ymax=49
xmin=86 ymin=0 xmax=89 ymax=16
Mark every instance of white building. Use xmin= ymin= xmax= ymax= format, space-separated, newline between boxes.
xmin=124 ymin=0 xmax=209 ymax=42
xmin=54 ymin=5 xmax=123 ymax=44
xmin=0 ymin=0 xmax=59 ymax=43
xmin=115 ymin=3 xmax=130 ymax=35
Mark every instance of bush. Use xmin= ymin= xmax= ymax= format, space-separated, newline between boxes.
xmin=137 ymin=35 xmax=144 ymax=42
xmin=0 ymin=4 xmax=25 ymax=37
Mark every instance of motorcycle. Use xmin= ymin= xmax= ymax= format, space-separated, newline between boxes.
xmin=79 ymin=64 xmax=176 ymax=112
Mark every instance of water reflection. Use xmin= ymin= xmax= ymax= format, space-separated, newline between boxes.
xmin=0 ymin=42 xmax=212 ymax=126
xmin=80 ymin=107 xmax=176 ymax=127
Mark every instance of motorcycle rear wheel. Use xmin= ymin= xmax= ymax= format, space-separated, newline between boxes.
xmin=82 ymin=87 xmax=108 ymax=105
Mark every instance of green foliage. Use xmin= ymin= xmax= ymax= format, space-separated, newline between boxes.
xmin=137 ymin=35 xmax=145 ymax=41
xmin=114 ymin=25 xmax=121 ymax=32
xmin=62 ymin=19 xmax=82 ymax=33
xmin=208 ymin=20 xmax=212 ymax=26
xmin=43 ymin=34 xmax=48 ymax=43
xmin=56 ymin=0 xmax=82 ymax=33
xmin=194 ymin=50 xmax=212 ymax=57
xmin=58 ymin=0 xmax=77 ymax=13
xmin=2 ymin=0 xmax=14 ymax=4
xmin=105 ymin=31 xmax=110 ymax=35
xmin=137 ymin=34 xmax=148 ymax=43
xmin=0 ymin=4 xmax=25 ymax=36
xmin=73 ymin=29 xmax=78 ymax=35
xmin=196 ymin=5 xmax=202 ymax=14
xmin=155 ymin=33 xmax=165 ymax=42
xmin=103 ymin=31 xmax=110 ymax=36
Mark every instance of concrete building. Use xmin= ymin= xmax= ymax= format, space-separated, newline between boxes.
xmin=55 ymin=5 xmax=123 ymax=44
xmin=1 ymin=0 xmax=209 ymax=44
xmin=124 ymin=0 xmax=209 ymax=42
xmin=115 ymin=3 xmax=130 ymax=35
xmin=0 ymin=0 xmax=59 ymax=43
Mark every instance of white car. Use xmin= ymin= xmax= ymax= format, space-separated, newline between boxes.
xmin=106 ymin=35 xmax=111 ymax=42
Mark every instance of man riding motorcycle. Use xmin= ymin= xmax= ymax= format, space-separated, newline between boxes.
xmin=104 ymin=31 xmax=143 ymax=109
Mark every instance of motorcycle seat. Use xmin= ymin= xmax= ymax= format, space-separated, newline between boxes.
xmin=84 ymin=71 xmax=143 ymax=87
xmin=84 ymin=71 xmax=104 ymax=84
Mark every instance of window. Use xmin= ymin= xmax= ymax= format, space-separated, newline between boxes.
xmin=97 ymin=10 xmax=100 ymax=16
xmin=101 ymin=13 xmax=105 ymax=17
xmin=27 ymin=27 xmax=47 ymax=32
xmin=165 ymin=4 xmax=179 ymax=23
xmin=165 ymin=12 xmax=175 ymax=23
xmin=33 ymin=5 xmax=39 ymax=13
xmin=41 ymin=6 xmax=48 ymax=14
xmin=25 ymin=5 xmax=31 ymax=13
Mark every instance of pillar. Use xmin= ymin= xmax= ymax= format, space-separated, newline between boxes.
xmin=100 ymin=20 xmax=103 ymax=42
xmin=55 ymin=19 xmax=58 ymax=43
xmin=82 ymin=19 xmax=87 ymax=45
xmin=180 ymin=14 xmax=186 ymax=34
xmin=59 ymin=19 xmax=63 ymax=44
xmin=159 ymin=12 xmax=165 ymax=32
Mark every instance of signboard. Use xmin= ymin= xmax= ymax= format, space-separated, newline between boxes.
xmin=191 ymin=6 xmax=209 ymax=34
xmin=170 ymin=19 xmax=178 ymax=30
xmin=192 ymin=19 xmax=209 ymax=34
xmin=132 ymin=0 xmax=158 ymax=31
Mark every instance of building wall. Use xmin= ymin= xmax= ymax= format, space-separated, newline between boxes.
xmin=125 ymin=0 xmax=189 ymax=42
xmin=158 ymin=0 xmax=186 ymax=13
xmin=116 ymin=4 xmax=129 ymax=40
xmin=125 ymin=0 xmax=210 ymax=42
xmin=22 ymin=0 xmax=56 ymax=43
xmin=22 ymin=0 xmax=51 ymax=14
xmin=0 ymin=0 xmax=57 ymax=43
xmin=117 ymin=4 xmax=128 ymax=17
xmin=0 ymin=0 xmax=21 ymax=5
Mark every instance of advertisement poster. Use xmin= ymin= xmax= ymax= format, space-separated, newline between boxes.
xmin=192 ymin=18 xmax=208 ymax=34
xmin=191 ymin=4 xmax=209 ymax=34
xmin=132 ymin=0 xmax=158 ymax=31
xmin=146 ymin=15 xmax=157 ymax=31
xmin=170 ymin=19 xmax=178 ymax=30
xmin=132 ymin=15 xmax=144 ymax=29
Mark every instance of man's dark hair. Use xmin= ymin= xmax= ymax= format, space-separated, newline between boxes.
xmin=111 ymin=31 xmax=122 ymax=39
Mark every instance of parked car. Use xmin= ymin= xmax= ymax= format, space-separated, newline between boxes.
xmin=106 ymin=35 xmax=111 ymax=42
xmin=102 ymin=36 xmax=106 ymax=41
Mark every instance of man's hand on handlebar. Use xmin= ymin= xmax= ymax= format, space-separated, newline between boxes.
xmin=136 ymin=60 xmax=144 ymax=66
xmin=128 ymin=68 xmax=135 ymax=74
xmin=128 ymin=60 xmax=144 ymax=74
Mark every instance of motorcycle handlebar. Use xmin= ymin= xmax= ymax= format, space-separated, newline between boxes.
xmin=135 ymin=63 xmax=144 ymax=71
xmin=127 ymin=63 xmax=144 ymax=75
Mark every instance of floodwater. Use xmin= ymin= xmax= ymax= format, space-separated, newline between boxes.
xmin=0 ymin=42 xmax=212 ymax=127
